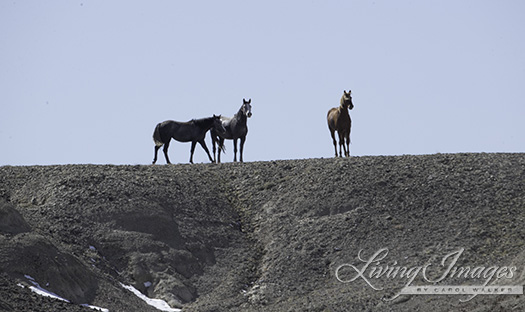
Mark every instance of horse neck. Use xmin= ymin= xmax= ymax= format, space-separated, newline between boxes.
xmin=234 ymin=106 xmax=247 ymax=122
xmin=338 ymin=104 xmax=350 ymax=116
xmin=232 ymin=107 xmax=246 ymax=123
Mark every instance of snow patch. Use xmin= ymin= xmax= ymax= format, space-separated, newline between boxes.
xmin=20 ymin=275 xmax=108 ymax=312
xmin=23 ymin=275 xmax=69 ymax=302
xmin=120 ymin=283 xmax=181 ymax=312
xmin=80 ymin=303 xmax=110 ymax=312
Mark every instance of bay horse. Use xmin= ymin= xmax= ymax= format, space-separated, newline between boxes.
xmin=327 ymin=90 xmax=354 ymax=157
xmin=152 ymin=115 xmax=225 ymax=164
xmin=211 ymin=99 xmax=252 ymax=163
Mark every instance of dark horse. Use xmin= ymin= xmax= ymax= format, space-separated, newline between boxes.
xmin=327 ymin=90 xmax=354 ymax=157
xmin=211 ymin=98 xmax=252 ymax=163
xmin=152 ymin=115 xmax=225 ymax=164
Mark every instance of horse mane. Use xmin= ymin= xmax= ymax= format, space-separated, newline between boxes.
xmin=340 ymin=94 xmax=350 ymax=107
xmin=235 ymin=105 xmax=247 ymax=120
xmin=192 ymin=117 xmax=213 ymax=127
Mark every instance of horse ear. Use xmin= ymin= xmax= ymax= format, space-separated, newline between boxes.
xmin=248 ymin=99 xmax=251 ymax=103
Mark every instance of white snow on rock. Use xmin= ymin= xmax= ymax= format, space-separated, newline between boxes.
xmin=19 ymin=275 xmax=109 ymax=312
xmin=120 ymin=283 xmax=181 ymax=312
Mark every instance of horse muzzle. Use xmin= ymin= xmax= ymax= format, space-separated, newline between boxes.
xmin=247 ymin=112 xmax=252 ymax=118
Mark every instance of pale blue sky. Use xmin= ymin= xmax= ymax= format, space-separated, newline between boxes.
xmin=1 ymin=1 xmax=524 ymax=165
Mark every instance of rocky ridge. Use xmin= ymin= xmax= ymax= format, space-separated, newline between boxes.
xmin=0 ymin=153 xmax=524 ymax=311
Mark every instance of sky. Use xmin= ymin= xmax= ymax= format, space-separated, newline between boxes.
xmin=1 ymin=0 xmax=524 ymax=165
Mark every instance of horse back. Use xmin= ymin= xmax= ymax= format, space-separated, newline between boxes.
xmin=156 ymin=120 xmax=197 ymax=143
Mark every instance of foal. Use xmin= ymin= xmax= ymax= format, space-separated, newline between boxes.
xmin=327 ymin=90 xmax=354 ymax=157
xmin=152 ymin=115 xmax=225 ymax=164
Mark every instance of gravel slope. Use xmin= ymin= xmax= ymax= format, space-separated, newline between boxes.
xmin=0 ymin=153 xmax=524 ymax=311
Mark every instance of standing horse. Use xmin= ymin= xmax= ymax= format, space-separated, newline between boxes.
xmin=152 ymin=115 xmax=225 ymax=164
xmin=211 ymin=99 xmax=252 ymax=163
xmin=327 ymin=90 xmax=354 ymax=157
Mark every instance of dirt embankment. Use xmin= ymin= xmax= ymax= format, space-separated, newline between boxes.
xmin=0 ymin=153 xmax=524 ymax=311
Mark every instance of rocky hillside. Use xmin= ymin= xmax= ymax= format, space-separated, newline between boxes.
xmin=0 ymin=153 xmax=524 ymax=311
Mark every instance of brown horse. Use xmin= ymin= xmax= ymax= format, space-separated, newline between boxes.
xmin=327 ymin=90 xmax=354 ymax=157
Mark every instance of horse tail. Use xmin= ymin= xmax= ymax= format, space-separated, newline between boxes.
xmin=218 ymin=139 xmax=226 ymax=154
xmin=153 ymin=123 xmax=164 ymax=147
xmin=210 ymin=129 xmax=226 ymax=154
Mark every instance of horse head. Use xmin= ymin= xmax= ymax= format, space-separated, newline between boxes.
xmin=341 ymin=90 xmax=354 ymax=110
xmin=213 ymin=114 xmax=226 ymax=133
xmin=243 ymin=98 xmax=252 ymax=118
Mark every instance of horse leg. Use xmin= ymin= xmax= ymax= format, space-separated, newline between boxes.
xmin=189 ymin=141 xmax=197 ymax=164
xmin=233 ymin=138 xmax=238 ymax=162
xmin=345 ymin=133 xmax=350 ymax=157
xmin=163 ymin=141 xmax=172 ymax=164
xmin=330 ymin=128 xmax=338 ymax=157
xmin=218 ymin=137 xmax=225 ymax=163
xmin=153 ymin=145 xmax=161 ymax=164
xmin=338 ymin=132 xmax=346 ymax=157
xmin=239 ymin=136 xmax=246 ymax=163
xmin=211 ymin=132 xmax=217 ymax=163
xmin=199 ymin=139 xmax=214 ymax=163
